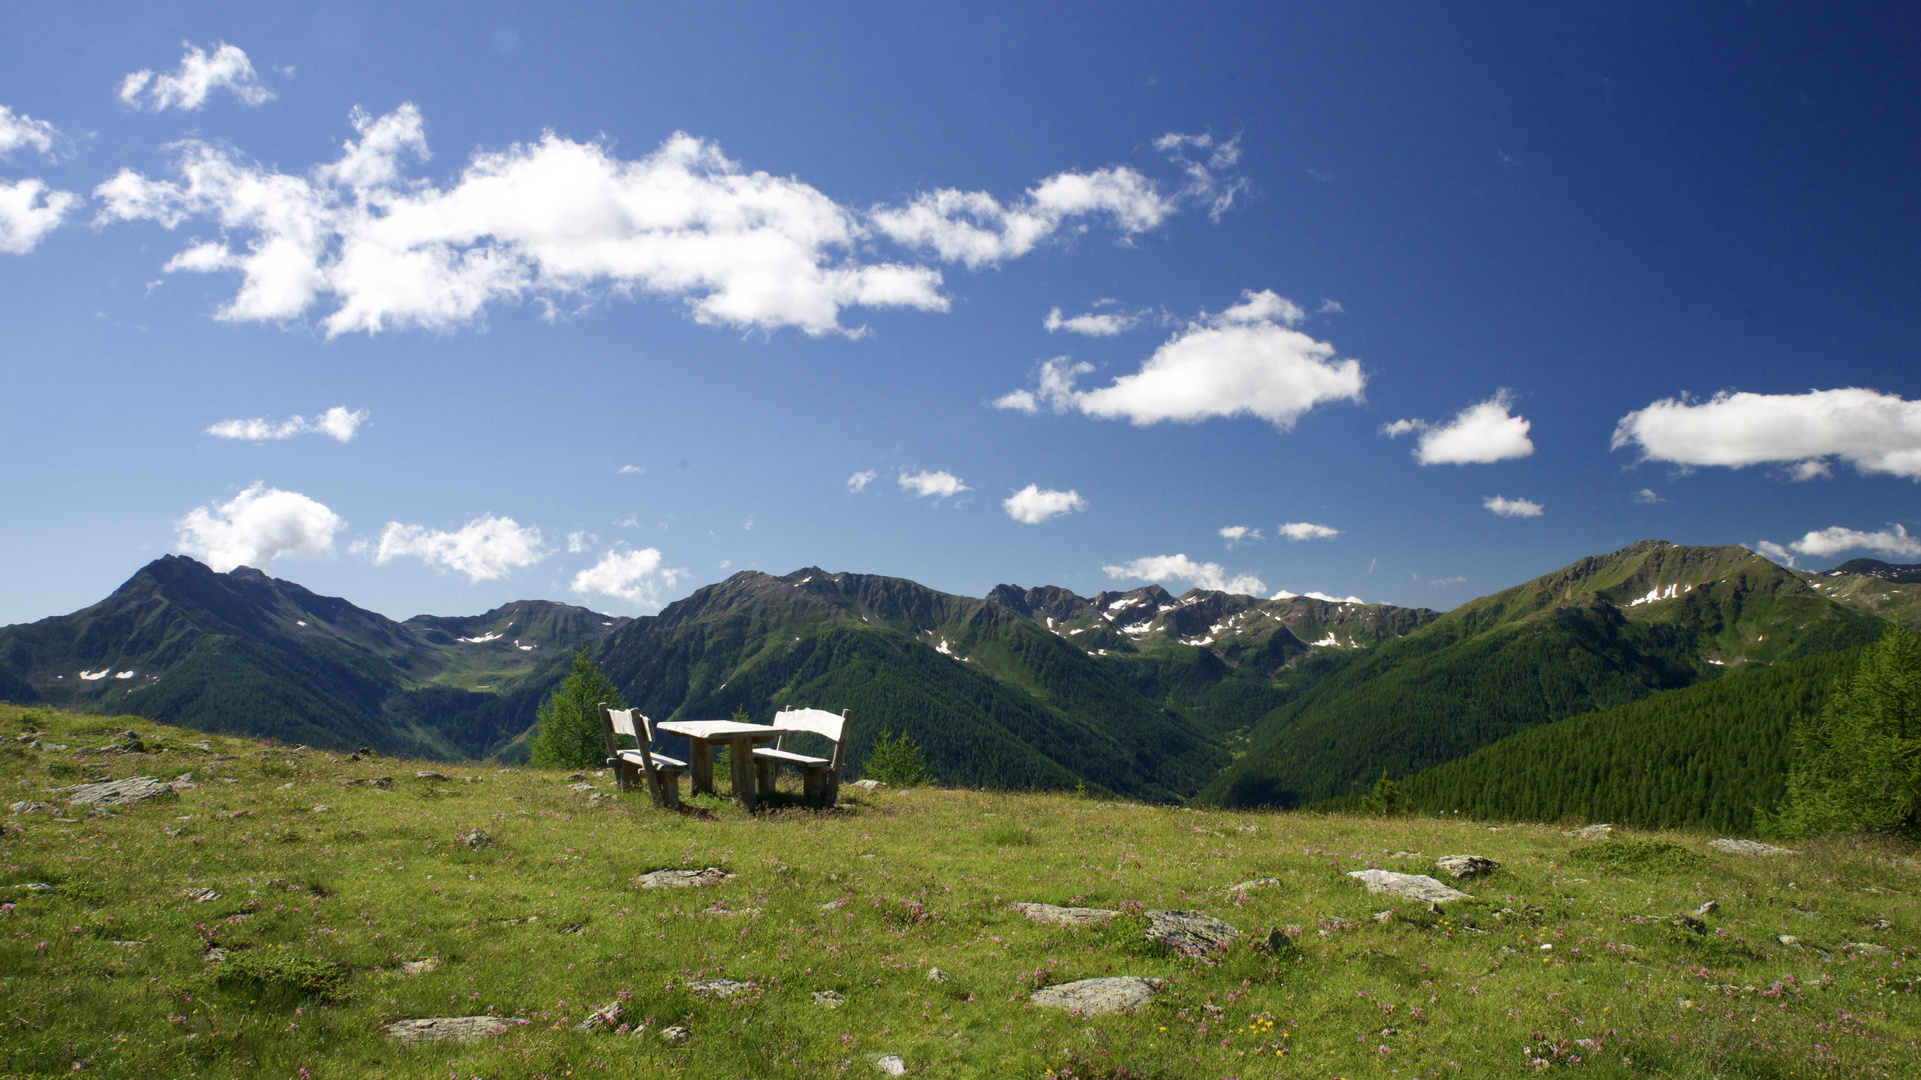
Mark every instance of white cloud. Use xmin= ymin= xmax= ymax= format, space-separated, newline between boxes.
xmin=1102 ymin=554 xmax=1265 ymax=596
xmin=1278 ymin=521 xmax=1340 ymax=541
xmin=0 ymin=105 xmax=63 ymax=160
xmin=1484 ymin=495 xmax=1544 ymax=518
xmin=0 ymin=178 xmax=79 ymax=254
xmin=206 ymin=405 xmax=368 ymax=442
xmin=617 ymin=464 xmax=645 ymax=475
xmin=1317 ymin=299 xmax=1344 ymax=315
xmin=118 ymin=42 xmax=274 ymax=112
xmin=1302 ymin=590 xmax=1366 ymax=604
xmin=1003 ymin=484 xmax=1086 ymax=524
xmin=1044 ymin=305 xmax=1142 ymax=337
xmin=566 ymin=531 xmax=594 ymax=554
xmin=898 ymin=470 xmax=968 ymax=499
xmin=1631 ymin=488 xmax=1664 ymax=504
xmin=1611 ymin=388 xmax=1921 ymax=480
xmin=174 ymin=483 xmax=343 ymax=572
xmin=1788 ymin=524 xmax=1921 ymax=560
xmin=870 ymin=166 xmax=1176 ymax=270
xmin=999 ymin=290 xmax=1364 ymax=430
xmin=846 ymin=468 xmax=877 ymax=493
xmin=94 ymin=104 xmax=948 ymax=337
xmin=571 ymin=547 xmax=681 ymax=610
xmin=1385 ymin=390 xmax=1534 ymax=465
xmin=1219 ymin=525 xmax=1261 ymax=547
xmin=1752 ymin=540 xmax=1796 ymax=568
xmin=1151 ymin=133 xmax=1249 ymax=220
xmin=366 ymin=513 xmax=545 ymax=582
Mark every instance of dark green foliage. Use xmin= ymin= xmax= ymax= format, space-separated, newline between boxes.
xmin=1389 ymin=647 xmax=1863 ymax=833
xmin=1769 ymin=627 xmax=1921 ymax=838
xmin=528 ymin=646 xmax=626 ymax=768
xmin=863 ymin=728 xmax=928 ymax=785
xmin=215 ymin=950 xmax=351 ymax=1001
xmin=1569 ymin=840 xmax=1711 ymax=875
xmin=1362 ymin=769 xmax=1404 ymax=815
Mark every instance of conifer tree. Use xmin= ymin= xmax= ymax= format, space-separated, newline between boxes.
xmin=1771 ymin=628 xmax=1921 ymax=837
xmin=529 ymin=645 xmax=627 ymax=769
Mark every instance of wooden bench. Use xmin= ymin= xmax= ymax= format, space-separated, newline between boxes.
xmin=599 ymin=703 xmax=685 ymax=809
xmin=752 ymin=708 xmax=848 ymax=808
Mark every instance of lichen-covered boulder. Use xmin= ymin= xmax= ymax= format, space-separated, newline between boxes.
xmin=1144 ymin=910 xmax=1240 ymax=954
xmin=1030 ymin=976 xmax=1164 ymax=1015
xmin=1347 ymin=869 xmax=1468 ymax=903
xmin=1013 ymin=902 xmax=1118 ymax=928
xmin=382 ymin=1016 xmax=529 ymax=1045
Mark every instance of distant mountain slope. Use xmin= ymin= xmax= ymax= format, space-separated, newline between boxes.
xmin=1200 ymin=541 xmax=1889 ymax=808
xmin=0 ymin=556 xmax=629 ymax=757
xmin=1801 ymin=560 xmax=1921 ymax=630
xmin=1378 ymin=646 xmax=1864 ymax=833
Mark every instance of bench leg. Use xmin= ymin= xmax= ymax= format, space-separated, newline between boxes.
xmin=728 ymin=737 xmax=757 ymax=811
xmin=756 ymin=758 xmax=778 ymax=798
xmin=656 ymin=768 xmax=683 ymax=810
xmin=802 ymin=765 xmax=825 ymax=808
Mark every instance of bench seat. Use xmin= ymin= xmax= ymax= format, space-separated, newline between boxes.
xmin=616 ymin=748 xmax=687 ymax=770
xmin=750 ymin=708 xmax=849 ymax=808
xmin=752 ymin=747 xmax=829 ymax=767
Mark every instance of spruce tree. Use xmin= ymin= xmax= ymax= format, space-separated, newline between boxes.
xmin=1772 ymin=628 xmax=1921 ymax=837
xmin=529 ymin=645 xmax=628 ymax=769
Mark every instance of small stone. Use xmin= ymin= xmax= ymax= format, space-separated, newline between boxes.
xmin=925 ymin=966 xmax=951 ymax=983
xmin=1222 ymin=877 xmax=1282 ymax=893
xmin=1144 ymin=910 xmax=1241 ymax=954
xmin=588 ymin=792 xmax=613 ymax=804
xmin=1709 ymin=838 xmax=1799 ymax=857
xmin=382 ymin=1016 xmax=530 ymax=1045
xmin=633 ymin=867 xmax=736 ymax=889
xmin=8 ymin=801 xmax=48 ymax=814
xmin=848 ymin=778 xmax=887 ymax=790
xmin=1695 ymin=900 xmax=1718 ymax=917
xmin=203 ymin=947 xmax=227 ymax=964
xmin=67 ymin=776 xmax=175 ymax=807
xmin=371 ymin=777 xmax=393 ymax=790
xmin=1777 ymin=934 xmax=1800 ymax=947
xmin=416 ymin=771 xmax=450 ymax=782
xmin=183 ymin=887 xmax=221 ymax=903
xmin=458 ymin=829 xmax=492 ymax=850
xmin=1372 ymin=910 xmax=1394 ymax=923
xmin=1435 ymin=854 xmax=1500 ymax=879
xmin=399 ymin=957 xmax=438 ymax=976
xmin=1568 ymin=824 xmax=1613 ymax=841
xmin=1347 ymin=869 xmax=1468 ymax=904
xmin=821 ymin=897 xmax=848 ymax=911
xmin=1844 ymin=941 xmax=1893 ymax=956
xmin=566 ymin=773 xmax=587 ymax=781
xmin=1237 ymin=825 xmax=1259 ymax=834
xmin=15 ymin=882 xmax=54 ymax=893
xmin=1013 ymin=902 xmax=1119 ymax=928
xmin=687 ymin=979 xmax=751 ymax=999
xmin=569 ymin=782 xmax=596 ymax=793
xmin=1867 ymin=919 xmax=1893 ymax=932
xmin=574 ymin=1002 xmax=622 ymax=1031
xmin=1252 ymin=928 xmax=1293 ymax=954
xmin=876 ymin=1054 xmax=906 ymax=1075
xmin=812 ymin=990 xmax=846 ymax=1009
xmin=658 ymin=1025 xmax=692 ymax=1046
xmin=310 ymin=805 xmax=331 ymax=813
xmin=1029 ymin=976 xmax=1164 ymax=1015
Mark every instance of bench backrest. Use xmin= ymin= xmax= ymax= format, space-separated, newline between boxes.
xmin=607 ymin=707 xmax=661 ymax=746
xmin=772 ymin=708 xmax=846 ymax=743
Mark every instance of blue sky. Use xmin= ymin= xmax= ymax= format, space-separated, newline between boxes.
xmin=3 ymin=1 xmax=1920 ymax=625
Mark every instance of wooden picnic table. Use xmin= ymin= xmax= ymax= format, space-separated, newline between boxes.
xmin=654 ymin=720 xmax=783 ymax=810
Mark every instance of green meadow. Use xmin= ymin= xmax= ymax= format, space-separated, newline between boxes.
xmin=2 ymin=704 xmax=1917 ymax=1079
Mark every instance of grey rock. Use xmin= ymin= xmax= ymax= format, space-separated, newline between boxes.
xmin=1144 ymin=909 xmax=1241 ymax=954
xmin=569 ymin=782 xmax=596 ymax=793
xmin=416 ymin=771 xmax=450 ymax=781
xmin=687 ymin=979 xmax=752 ymax=999
xmin=587 ymin=792 xmax=614 ymax=804
xmin=183 ymin=887 xmax=222 ymax=903
xmin=1013 ymin=902 xmax=1118 ymax=928
xmin=1568 ymin=824 xmax=1613 ymax=841
xmin=634 ymin=867 xmax=736 ymax=889
xmin=821 ymin=898 xmax=848 ymax=911
xmin=8 ymin=801 xmax=48 ymax=814
xmin=203 ymin=947 xmax=228 ymax=964
xmin=1709 ymin=838 xmax=1799 ymax=857
xmin=1029 ymin=976 xmax=1165 ymax=1015
xmin=1867 ymin=919 xmax=1894 ymax=932
xmin=1843 ymin=941 xmax=1892 ymax=956
xmin=309 ymin=805 xmax=331 ymax=813
xmin=382 ymin=1016 xmax=530 ymax=1045
xmin=371 ymin=777 xmax=393 ymax=790
xmin=1435 ymin=854 xmax=1500 ymax=879
xmin=574 ymin=1002 xmax=622 ymax=1031
xmin=925 ymin=966 xmax=950 ymax=983
xmin=812 ymin=990 xmax=846 ymax=1009
xmin=658 ymin=1025 xmax=692 ymax=1045
xmin=1695 ymin=900 xmax=1719 ymax=917
xmin=68 ymin=776 xmax=174 ymax=807
xmin=399 ymin=957 xmax=438 ymax=976
xmin=1347 ymin=869 xmax=1468 ymax=903
xmin=876 ymin=1054 xmax=906 ymax=1075
xmin=457 ymin=829 xmax=492 ymax=850
xmin=1222 ymin=877 xmax=1282 ymax=893
xmin=848 ymin=779 xmax=887 ymax=790
xmin=14 ymin=882 xmax=54 ymax=893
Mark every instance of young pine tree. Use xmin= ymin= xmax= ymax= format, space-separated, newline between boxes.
xmin=1770 ymin=627 xmax=1921 ymax=838
xmin=529 ymin=645 xmax=628 ymax=769
xmin=863 ymin=728 xmax=927 ymax=787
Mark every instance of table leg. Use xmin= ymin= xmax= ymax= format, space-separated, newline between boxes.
xmin=729 ymin=736 xmax=757 ymax=811
xmin=689 ymin=739 xmax=714 ymax=797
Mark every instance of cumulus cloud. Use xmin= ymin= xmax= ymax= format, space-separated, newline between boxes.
xmin=1044 ymin=305 xmax=1143 ymax=337
xmin=998 ymin=290 xmax=1364 ymax=430
xmin=1631 ymin=488 xmax=1664 ymax=504
xmin=1285 ymin=589 xmax=1366 ymax=604
xmin=0 ymin=178 xmax=79 ymax=254
xmin=206 ymin=406 xmax=368 ymax=442
xmin=174 ymin=483 xmax=343 ymax=572
xmin=898 ymin=470 xmax=968 ymax=499
xmin=1103 ymin=554 xmax=1265 ymax=596
xmin=119 ymin=42 xmax=274 ymax=112
xmin=870 ymin=167 xmax=1175 ymax=270
xmin=0 ymin=105 xmax=63 ymax=160
xmin=566 ymin=531 xmax=594 ymax=553
xmin=1611 ymin=388 xmax=1921 ymax=480
xmin=571 ymin=547 xmax=681 ymax=609
xmin=1219 ymin=525 xmax=1261 ymax=547
xmin=1278 ymin=521 xmax=1339 ymax=541
xmin=846 ymin=468 xmax=877 ymax=493
xmin=1752 ymin=540 xmax=1797 ymax=567
xmin=1787 ymin=524 xmax=1921 ymax=560
xmin=365 ymin=513 xmax=545 ymax=582
xmin=1151 ymin=133 xmax=1249 ymax=220
xmin=1484 ymin=495 xmax=1544 ymax=518
xmin=1003 ymin=484 xmax=1086 ymax=524
xmin=94 ymin=104 xmax=948 ymax=337
xmin=1384 ymin=391 xmax=1534 ymax=465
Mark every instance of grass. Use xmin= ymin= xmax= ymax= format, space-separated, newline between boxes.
xmin=1 ymin=703 xmax=1918 ymax=1078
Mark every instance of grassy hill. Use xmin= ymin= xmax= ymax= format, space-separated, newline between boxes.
xmin=1201 ymin=541 xmax=1889 ymax=808
xmin=4 ymin=703 xmax=1918 ymax=1079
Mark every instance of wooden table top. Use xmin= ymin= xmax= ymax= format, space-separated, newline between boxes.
xmin=655 ymin=720 xmax=781 ymax=740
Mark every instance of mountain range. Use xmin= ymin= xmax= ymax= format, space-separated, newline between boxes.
xmin=1 ymin=541 xmax=1915 ymax=808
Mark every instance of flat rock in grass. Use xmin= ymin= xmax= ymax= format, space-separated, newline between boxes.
xmin=634 ymin=867 xmax=736 ymax=889
xmin=687 ymin=979 xmax=752 ymax=999
xmin=812 ymin=990 xmax=846 ymax=1009
xmin=1567 ymin=824 xmax=1613 ymax=841
xmin=1013 ymin=902 xmax=1118 ymax=928
xmin=1030 ymin=976 xmax=1165 ymax=1016
xmin=183 ymin=887 xmax=221 ymax=903
xmin=1347 ymin=869 xmax=1467 ymax=904
xmin=1843 ymin=941 xmax=1892 ymax=956
xmin=67 ymin=776 xmax=173 ymax=807
xmin=10 ymin=801 xmax=48 ymax=814
xmin=1144 ymin=910 xmax=1240 ymax=954
xmin=569 ymin=782 xmax=596 ymax=793
xmin=1223 ymin=877 xmax=1282 ymax=893
xmin=416 ymin=771 xmax=450 ymax=781
xmin=399 ymin=958 xmax=438 ymax=976
xmin=1709 ymin=839 xmax=1800 ymax=857
xmin=849 ymin=779 xmax=887 ymax=790
xmin=382 ymin=1016 xmax=529 ymax=1045
xmin=574 ymin=1002 xmax=622 ymax=1031
xmin=876 ymin=1054 xmax=906 ymax=1075
xmin=659 ymin=1025 xmax=691 ymax=1045
xmin=1435 ymin=855 xmax=1500 ymax=879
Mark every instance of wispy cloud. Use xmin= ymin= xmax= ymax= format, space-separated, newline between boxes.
xmin=898 ymin=470 xmax=969 ymax=499
xmin=1002 ymin=484 xmax=1086 ymax=524
xmin=1384 ymin=390 xmax=1534 ymax=465
xmin=175 ymin=483 xmax=342 ymax=572
xmin=1484 ymin=495 xmax=1544 ymax=518
xmin=872 ymin=167 xmax=1176 ymax=270
xmin=1151 ymin=132 xmax=1249 ymax=220
xmin=362 ymin=513 xmax=546 ymax=582
xmin=1278 ymin=521 xmax=1339 ymax=541
xmin=1752 ymin=540 xmax=1797 ymax=567
xmin=617 ymin=465 xmax=645 ymax=475
xmin=846 ymin=469 xmax=878 ymax=494
xmin=1043 ymin=305 xmax=1143 ymax=337
xmin=1612 ymin=387 xmax=1921 ymax=480
xmin=206 ymin=406 xmax=368 ymax=442
xmin=1103 ymin=554 xmax=1265 ymax=596
xmin=1631 ymin=488 xmax=1664 ymax=504
xmin=997 ymin=290 xmax=1364 ymax=430
xmin=571 ymin=547 xmax=681 ymax=610
xmin=566 ymin=531 xmax=594 ymax=553
xmin=0 ymin=105 xmax=64 ymax=160
xmin=1219 ymin=525 xmax=1261 ymax=547
xmin=119 ymin=42 xmax=274 ymax=112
